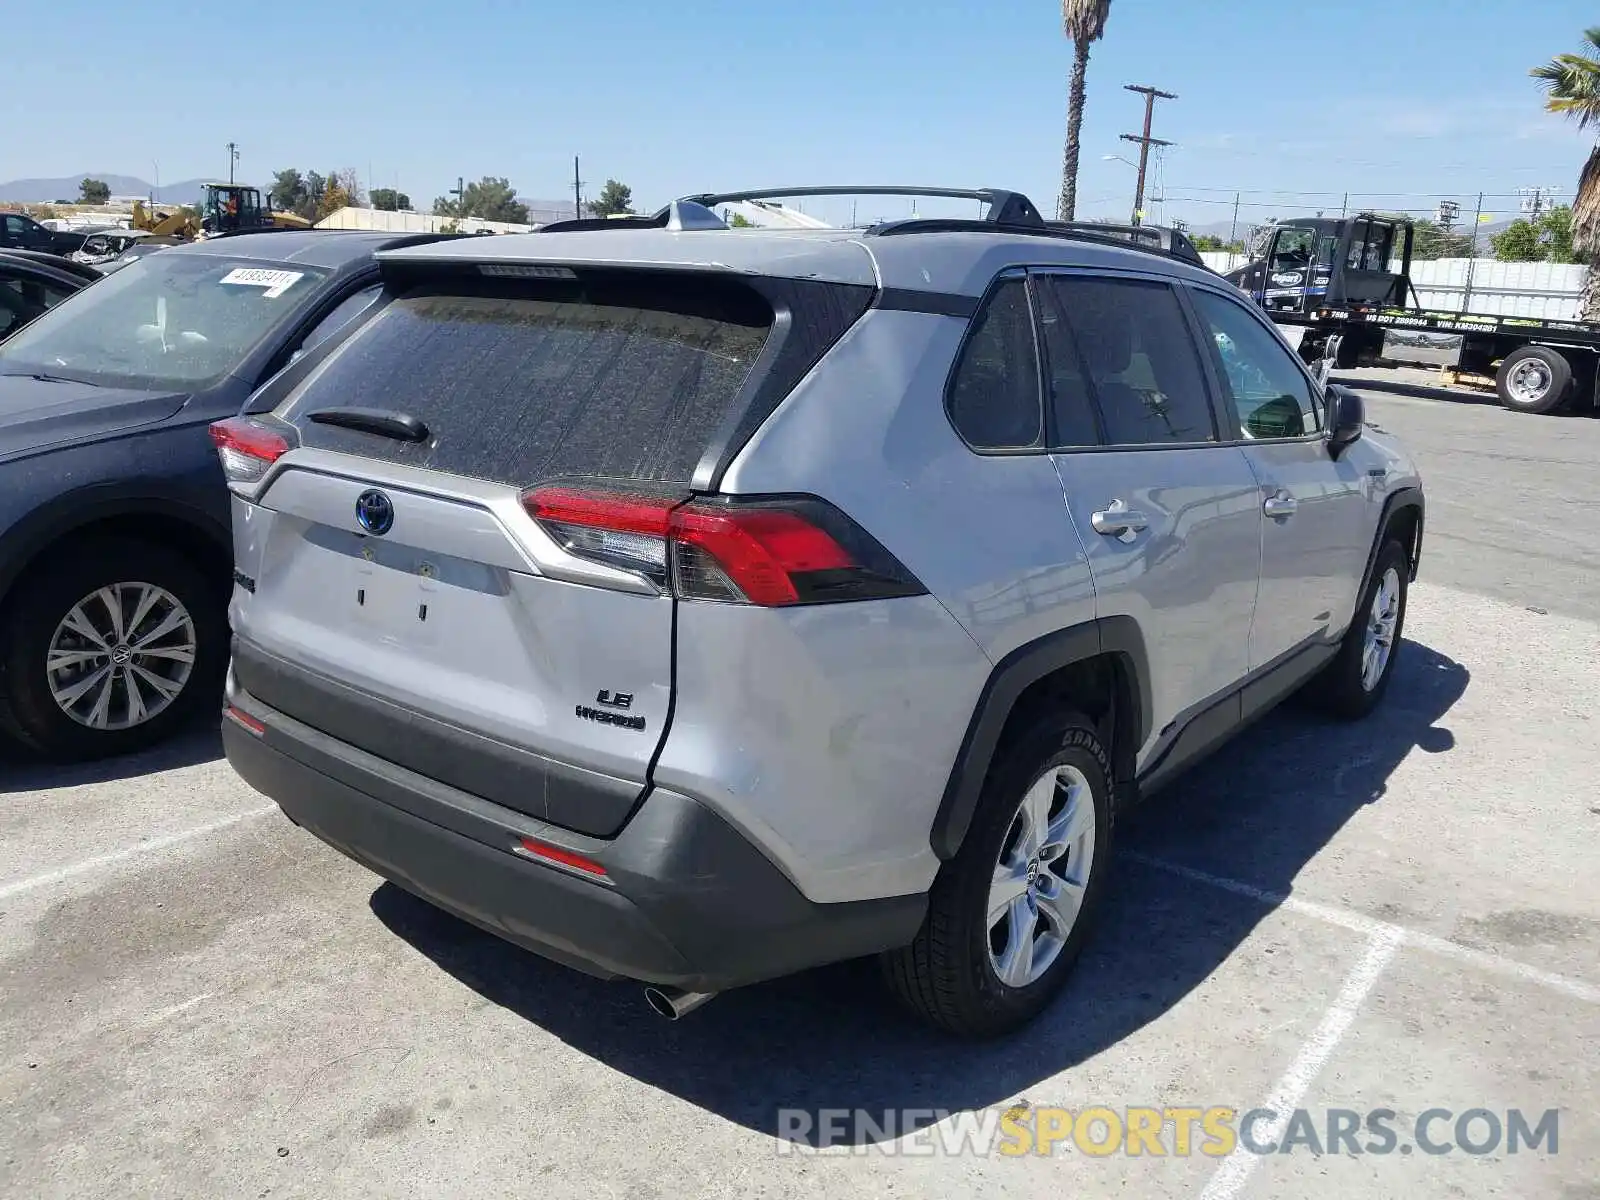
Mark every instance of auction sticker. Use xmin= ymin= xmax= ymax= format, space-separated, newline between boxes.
xmin=219 ymin=268 xmax=305 ymax=299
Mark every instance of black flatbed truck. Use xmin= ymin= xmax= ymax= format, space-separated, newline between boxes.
xmin=1225 ymin=213 xmax=1599 ymax=415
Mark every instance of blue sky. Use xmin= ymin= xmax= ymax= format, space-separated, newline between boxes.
xmin=3 ymin=0 xmax=1594 ymax=229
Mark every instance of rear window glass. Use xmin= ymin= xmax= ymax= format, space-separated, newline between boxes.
xmin=279 ymin=281 xmax=772 ymax=487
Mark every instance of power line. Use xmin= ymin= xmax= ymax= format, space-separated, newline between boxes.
xmin=1160 ymin=184 xmax=1551 ymax=198
xmin=1157 ymin=194 xmax=1536 ymax=216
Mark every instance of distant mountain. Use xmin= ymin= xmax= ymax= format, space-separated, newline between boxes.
xmin=0 ymin=174 xmax=214 ymax=203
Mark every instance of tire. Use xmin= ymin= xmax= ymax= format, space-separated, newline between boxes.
xmin=0 ymin=537 xmax=228 ymax=761
xmin=882 ymin=710 xmax=1113 ymax=1038
xmin=1304 ymin=538 xmax=1409 ymax=720
xmin=1495 ymin=346 xmax=1572 ymax=415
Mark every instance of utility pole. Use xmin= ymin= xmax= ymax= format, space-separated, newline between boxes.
xmin=450 ymin=176 xmax=466 ymax=222
xmin=1463 ymin=192 xmax=1485 ymax=311
xmin=226 ymin=142 xmax=240 ymax=185
xmin=573 ymin=157 xmax=584 ymax=220
xmin=1120 ymin=84 xmax=1175 ymax=226
xmin=1518 ymin=186 xmax=1559 ymax=219
xmin=1228 ymin=192 xmax=1241 ymax=249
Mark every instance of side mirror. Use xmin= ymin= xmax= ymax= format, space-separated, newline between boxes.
xmin=1326 ymin=385 xmax=1364 ymax=459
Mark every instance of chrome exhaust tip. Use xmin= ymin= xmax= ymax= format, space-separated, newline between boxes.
xmin=643 ymin=986 xmax=717 ymax=1020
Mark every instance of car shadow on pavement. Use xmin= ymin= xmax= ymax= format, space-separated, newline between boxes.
xmin=372 ymin=637 xmax=1469 ymax=1145
xmin=0 ymin=722 xmax=223 ymax=793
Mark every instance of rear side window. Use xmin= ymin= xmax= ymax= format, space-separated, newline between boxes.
xmin=279 ymin=277 xmax=773 ymax=487
xmin=1034 ymin=280 xmax=1103 ymax=448
xmin=1043 ymin=276 xmax=1216 ymax=446
xmin=945 ymin=277 xmax=1044 ymax=450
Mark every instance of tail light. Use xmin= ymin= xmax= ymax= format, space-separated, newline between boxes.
xmin=209 ymin=417 xmax=293 ymax=485
xmin=524 ymin=486 xmax=925 ymax=607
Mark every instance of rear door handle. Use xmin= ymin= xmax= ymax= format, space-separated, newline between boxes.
xmin=1090 ymin=499 xmax=1150 ymax=542
xmin=1263 ymin=492 xmax=1298 ymax=519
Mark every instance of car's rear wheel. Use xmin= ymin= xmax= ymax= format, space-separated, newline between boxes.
xmin=881 ymin=710 xmax=1113 ymax=1038
xmin=0 ymin=538 xmax=227 ymax=760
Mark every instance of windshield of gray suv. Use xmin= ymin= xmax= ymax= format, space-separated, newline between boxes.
xmin=0 ymin=253 xmax=329 ymax=391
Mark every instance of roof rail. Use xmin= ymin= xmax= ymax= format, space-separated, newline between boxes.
xmin=530 ymin=187 xmax=1203 ymax=269
xmin=1043 ymin=220 xmax=1207 ymax=267
xmin=677 ymin=186 xmax=1046 ymax=227
xmin=864 ymin=215 xmax=1210 ymax=269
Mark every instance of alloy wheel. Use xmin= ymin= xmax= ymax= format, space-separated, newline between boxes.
xmin=987 ymin=764 xmax=1098 ymax=989
xmin=1361 ymin=567 xmax=1401 ymax=692
xmin=46 ymin=582 xmax=197 ymax=731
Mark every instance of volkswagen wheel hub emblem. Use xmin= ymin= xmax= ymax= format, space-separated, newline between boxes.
xmin=355 ymin=489 xmax=394 ymax=536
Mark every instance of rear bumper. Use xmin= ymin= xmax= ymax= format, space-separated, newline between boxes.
xmin=223 ymin=684 xmax=926 ymax=991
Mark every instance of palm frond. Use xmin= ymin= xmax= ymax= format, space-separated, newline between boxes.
xmin=1571 ymin=146 xmax=1600 ymax=256
xmin=1061 ymin=0 xmax=1112 ymax=45
xmin=1532 ymin=43 xmax=1600 ymax=129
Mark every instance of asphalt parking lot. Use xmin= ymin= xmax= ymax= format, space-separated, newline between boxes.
xmin=3 ymin=385 xmax=1597 ymax=1200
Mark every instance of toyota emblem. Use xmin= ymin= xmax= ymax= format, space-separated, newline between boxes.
xmin=355 ymin=489 xmax=394 ymax=536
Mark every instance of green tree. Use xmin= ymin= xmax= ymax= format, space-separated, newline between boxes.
xmin=1539 ymin=204 xmax=1578 ymax=263
xmin=1492 ymin=220 xmax=1543 ymax=261
xmin=1058 ymin=0 xmax=1113 ymax=221
xmin=726 ymin=211 xmax=755 ymax=228
xmin=1532 ymin=26 xmax=1600 ymax=319
xmin=302 ymin=172 xmax=328 ymax=220
xmin=1376 ymin=214 xmax=1471 ymax=260
xmin=588 ymin=179 xmax=635 ymax=217
xmin=1192 ymin=233 xmax=1243 ymax=253
xmin=78 ymin=178 xmax=110 ymax=205
xmin=1491 ymin=207 xmax=1579 ymax=263
xmin=269 ymin=169 xmax=306 ymax=215
xmin=433 ymin=176 xmax=529 ymax=224
xmin=370 ymin=188 xmax=411 ymax=212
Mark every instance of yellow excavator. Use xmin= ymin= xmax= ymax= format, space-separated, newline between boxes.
xmin=132 ymin=183 xmax=313 ymax=240
xmin=130 ymin=200 xmax=198 ymax=239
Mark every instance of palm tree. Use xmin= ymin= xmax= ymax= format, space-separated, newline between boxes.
xmin=1058 ymin=0 xmax=1113 ymax=221
xmin=1533 ymin=27 xmax=1600 ymax=321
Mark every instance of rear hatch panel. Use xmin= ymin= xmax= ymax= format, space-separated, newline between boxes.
xmin=231 ymin=464 xmax=672 ymax=837
xmin=229 ymin=264 xmax=871 ymax=839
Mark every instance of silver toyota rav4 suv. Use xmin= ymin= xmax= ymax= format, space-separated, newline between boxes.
xmin=215 ymin=187 xmax=1424 ymax=1038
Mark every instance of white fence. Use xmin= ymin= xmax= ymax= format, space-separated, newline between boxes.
xmin=314 ymin=206 xmax=538 ymax=236
xmin=1407 ymin=259 xmax=1584 ymax=321
xmin=1199 ymin=252 xmax=1586 ymax=321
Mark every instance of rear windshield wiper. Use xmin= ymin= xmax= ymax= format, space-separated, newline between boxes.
xmin=306 ymin=406 xmax=430 ymax=443
xmin=0 ymin=371 xmax=87 ymax=385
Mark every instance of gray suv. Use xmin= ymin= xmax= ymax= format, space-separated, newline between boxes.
xmin=216 ymin=187 xmax=1424 ymax=1038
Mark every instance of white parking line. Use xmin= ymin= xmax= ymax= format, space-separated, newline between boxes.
xmin=1198 ymin=926 xmax=1405 ymax=1200
xmin=1129 ymin=852 xmax=1600 ymax=1005
xmin=0 ymin=805 xmax=277 ymax=902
